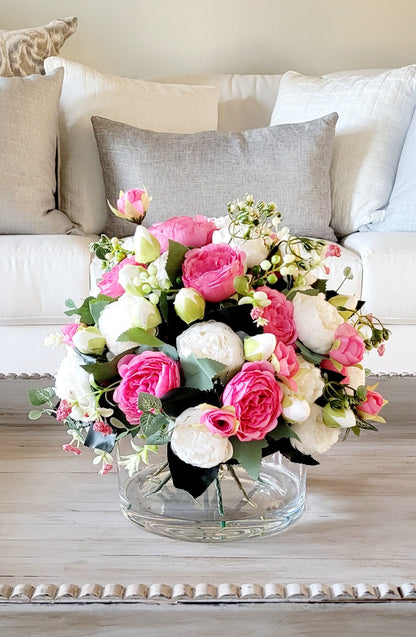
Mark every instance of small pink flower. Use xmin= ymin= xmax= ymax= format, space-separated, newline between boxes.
xmin=256 ymin=286 xmax=297 ymax=346
xmin=330 ymin=323 xmax=365 ymax=366
xmin=182 ymin=243 xmax=245 ymax=303
xmin=250 ymin=307 xmax=264 ymax=321
xmin=149 ymin=216 xmax=216 ymax=253
xmin=97 ymin=256 xmax=137 ymax=298
xmin=62 ymin=444 xmax=81 ymax=455
xmin=93 ymin=421 xmax=113 ymax=436
xmin=356 ymin=389 xmax=385 ymax=418
xmin=222 ymin=360 xmax=283 ymax=442
xmin=100 ymin=462 xmax=113 ymax=475
xmin=377 ymin=344 xmax=386 ymax=357
xmin=325 ymin=244 xmax=341 ymax=258
xmin=200 ymin=406 xmax=239 ymax=438
xmin=116 ymin=188 xmax=149 ymax=222
xmin=61 ymin=323 xmax=81 ymax=346
xmin=56 ymin=399 xmax=72 ymax=421
xmin=324 ymin=265 xmax=331 ymax=275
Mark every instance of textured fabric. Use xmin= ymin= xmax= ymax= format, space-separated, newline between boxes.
xmin=271 ymin=67 xmax=416 ymax=237
xmin=92 ymin=113 xmax=338 ymax=241
xmin=342 ymin=232 xmax=416 ymax=323
xmin=0 ymin=18 xmax=77 ymax=77
xmin=0 ymin=234 xmax=94 ymax=323
xmin=0 ymin=68 xmax=76 ymax=234
xmin=44 ymin=57 xmax=220 ymax=236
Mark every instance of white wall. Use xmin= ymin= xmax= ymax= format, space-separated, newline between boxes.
xmin=2 ymin=0 xmax=416 ymax=77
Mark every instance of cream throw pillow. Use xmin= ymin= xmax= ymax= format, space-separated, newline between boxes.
xmin=271 ymin=67 xmax=416 ymax=236
xmin=44 ymin=57 xmax=220 ymax=235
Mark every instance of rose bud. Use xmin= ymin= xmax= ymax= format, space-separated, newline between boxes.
xmin=174 ymin=287 xmax=205 ymax=324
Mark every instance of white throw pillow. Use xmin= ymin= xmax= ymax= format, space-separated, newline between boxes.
xmin=270 ymin=66 xmax=416 ymax=236
xmin=44 ymin=57 xmax=220 ymax=235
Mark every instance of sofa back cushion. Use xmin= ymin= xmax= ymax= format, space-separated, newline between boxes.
xmin=44 ymin=57 xmax=220 ymax=236
xmin=92 ymin=112 xmax=338 ymax=241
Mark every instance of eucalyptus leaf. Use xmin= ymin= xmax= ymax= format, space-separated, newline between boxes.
xmin=231 ymin=438 xmax=265 ymax=480
xmin=28 ymin=410 xmax=43 ymax=420
xmin=89 ymin=295 xmax=116 ymax=323
xmin=139 ymin=411 xmax=167 ymax=438
xmin=117 ymin=327 xmax=163 ymax=347
xmin=28 ymin=387 xmax=55 ymax=407
xmin=295 ymin=340 xmax=325 ymax=365
xmin=64 ymin=296 xmax=95 ymax=324
xmin=180 ymin=354 xmax=226 ymax=391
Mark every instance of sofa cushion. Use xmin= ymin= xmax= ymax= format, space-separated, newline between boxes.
xmin=0 ymin=17 xmax=77 ymax=77
xmin=91 ymin=113 xmax=338 ymax=240
xmin=0 ymin=235 xmax=94 ymax=324
xmin=270 ymin=66 xmax=416 ymax=237
xmin=342 ymin=232 xmax=416 ymax=323
xmin=44 ymin=57 xmax=220 ymax=237
xmin=0 ymin=68 xmax=76 ymax=235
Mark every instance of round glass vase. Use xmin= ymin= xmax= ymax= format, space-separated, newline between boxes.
xmin=117 ymin=436 xmax=306 ymax=542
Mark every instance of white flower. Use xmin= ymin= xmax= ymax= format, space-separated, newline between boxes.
xmin=282 ymin=395 xmax=311 ymax=423
xmin=133 ymin=225 xmax=161 ymax=263
xmin=98 ymin=293 xmax=161 ymax=355
xmin=292 ymin=292 xmax=344 ymax=354
xmin=176 ymin=321 xmax=245 ymax=378
xmin=293 ymin=356 xmax=325 ymax=403
xmin=291 ymin=404 xmax=340 ymax=456
xmin=55 ymin=349 xmax=97 ymax=421
xmin=345 ymin=364 xmax=366 ymax=396
xmin=174 ymin=287 xmax=205 ymax=324
xmin=212 ymin=219 xmax=269 ymax=268
xmin=118 ymin=264 xmax=145 ymax=294
xmin=244 ymin=333 xmax=276 ymax=361
xmin=170 ymin=407 xmax=233 ymax=468
xmin=72 ymin=326 xmax=106 ymax=355
xmin=151 ymin=251 xmax=171 ymax=289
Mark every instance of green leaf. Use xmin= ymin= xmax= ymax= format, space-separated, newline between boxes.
xmin=159 ymin=343 xmax=179 ymax=361
xmin=295 ymin=340 xmax=325 ymax=365
xmin=89 ymin=295 xmax=116 ymax=323
xmin=139 ymin=412 xmax=168 ymax=438
xmin=267 ymin=421 xmax=300 ymax=441
xmin=181 ymin=354 xmax=226 ymax=390
xmin=159 ymin=290 xmax=169 ymax=323
xmin=146 ymin=422 xmax=174 ymax=445
xmin=81 ymin=350 xmax=133 ymax=384
xmin=165 ymin=240 xmax=189 ymax=285
xmin=138 ymin=392 xmax=162 ymax=412
xmin=64 ymin=296 xmax=95 ymax=324
xmin=65 ymin=298 xmax=77 ymax=309
xmin=355 ymin=385 xmax=368 ymax=402
xmin=28 ymin=410 xmax=43 ymax=420
xmin=231 ymin=438 xmax=266 ymax=480
xmin=311 ymin=278 xmax=327 ymax=294
xmin=28 ymin=387 xmax=55 ymax=407
xmin=117 ymin=327 xmax=163 ymax=347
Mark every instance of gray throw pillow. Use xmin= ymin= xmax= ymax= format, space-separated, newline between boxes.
xmin=0 ymin=67 xmax=76 ymax=234
xmin=91 ymin=113 xmax=338 ymax=241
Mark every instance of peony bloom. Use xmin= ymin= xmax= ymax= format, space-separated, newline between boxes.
xmin=181 ymin=243 xmax=245 ymax=303
xmin=97 ymin=256 xmax=137 ymax=298
xmin=330 ymin=323 xmax=365 ymax=366
xmin=199 ymin=404 xmax=239 ymax=437
xmin=222 ymin=360 xmax=283 ymax=442
xmin=113 ymin=351 xmax=181 ymax=424
xmin=356 ymin=389 xmax=385 ymax=420
xmin=256 ymin=286 xmax=297 ymax=346
xmin=170 ymin=407 xmax=233 ymax=468
xmin=174 ymin=287 xmax=205 ymax=324
xmin=55 ymin=350 xmax=97 ymax=421
xmin=211 ymin=217 xmax=269 ymax=268
xmin=292 ymin=292 xmax=344 ymax=354
xmin=149 ymin=215 xmax=216 ymax=253
xmin=293 ymin=356 xmax=325 ymax=404
xmin=114 ymin=188 xmax=150 ymax=222
xmin=291 ymin=404 xmax=340 ymax=456
xmin=176 ymin=321 xmax=245 ymax=379
xmin=98 ymin=294 xmax=161 ymax=356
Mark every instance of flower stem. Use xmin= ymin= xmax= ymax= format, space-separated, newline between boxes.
xmin=229 ymin=465 xmax=257 ymax=508
xmin=215 ymin=477 xmax=226 ymax=528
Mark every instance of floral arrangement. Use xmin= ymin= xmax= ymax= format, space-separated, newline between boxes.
xmin=30 ymin=189 xmax=389 ymax=500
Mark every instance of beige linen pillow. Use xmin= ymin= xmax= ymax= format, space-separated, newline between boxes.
xmin=44 ymin=57 xmax=220 ymax=235
xmin=0 ymin=67 xmax=75 ymax=234
xmin=0 ymin=18 xmax=77 ymax=77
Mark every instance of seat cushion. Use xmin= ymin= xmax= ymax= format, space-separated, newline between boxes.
xmin=342 ymin=232 xmax=416 ymax=323
xmin=0 ymin=235 xmax=94 ymax=324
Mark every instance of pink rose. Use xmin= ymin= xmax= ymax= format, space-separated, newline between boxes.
xmin=113 ymin=351 xmax=181 ymax=424
xmin=330 ymin=323 xmax=365 ymax=366
xmin=116 ymin=188 xmax=150 ymax=222
xmin=182 ymin=243 xmax=245 ymax=303
xmin=61 ymin=323 xmax=81 ymax=346
xmin=222 ymin=360 xmax=283 ymax=442
xmin=273 ymin=342 xmax=299 ymax=390
xmin=356 ymin=389 xmax=385 ymax=418
xmin=97 ymin=256 xmax=137 ymax=298
xmin=257 ymin=286 xmax=297 ymax=346
xmin=200 ymin=406 xmax=239 ymax=438
xmin=149 ymin=215 xmax=216 ymax=253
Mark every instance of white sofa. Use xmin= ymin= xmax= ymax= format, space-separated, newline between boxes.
xmin=1 ymin=63 xmax=415 ymax=410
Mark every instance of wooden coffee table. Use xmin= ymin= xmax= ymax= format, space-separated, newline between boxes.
xmin=0 ymin=374 xmax=415 ymax=635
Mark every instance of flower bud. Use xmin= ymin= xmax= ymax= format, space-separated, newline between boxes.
xmin=322 ymin=404 xmax=356 ymax=429
xmin=72 ymin=326 xmax=106 ymax=355
xmin=109 ymin=188 xmax=151 ymax=223
xmin=244 ymin=333 xmax=276 ymax=361
xmin=282 ymin=395 xmax=310 ymax=423
xmin=174 ymin=287 xmax=205 ymax=324
xmin=133 ymin=226 xmax=161 ymax=264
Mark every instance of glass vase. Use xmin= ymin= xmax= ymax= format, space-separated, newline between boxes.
xmin=117 ymin=437 xmax=306 ymax=543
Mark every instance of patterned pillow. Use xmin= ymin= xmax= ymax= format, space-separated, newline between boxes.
xmin=0 ymin=17 xmax=77 ymax=77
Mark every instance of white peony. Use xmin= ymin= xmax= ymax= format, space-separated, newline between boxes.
xmin=176 ymin=321 xmax=245 ymax=378
xmin=212 ymin=217 xmax=269 ymax=268
xmin=292 ymin=292 xmax=344 ymax=354
xmin=290 ymin=404 xmax=340 ymax=456
xmin=55 ymin=349 xmax=97 ymax=421
xmin=98 ymin=293 xmax=161 ymax=355
xmin=171 ymin=407 xmax=233 ymax=468
xmin=293 ymin=355 xmax=325 ymax=403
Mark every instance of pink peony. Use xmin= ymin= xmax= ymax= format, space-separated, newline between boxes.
xmin=330 ymin=323 xmax=365 ymax=367
xmin=273 ymin=342 xmax=299 ymax=390
xmin=257 ymin=286 xmax=297 ymax=346
xmin=200 ymin=406 xmax=239 ymax=438
xmin=222 ymin=360 xmax=283 ymax=442
xmin=149 ymin=215 xmax=216 ymax=253
xmin=182 ymin=243 xmax=245 ymax=303
xmin=114 ymin=351 xmax=181 ymax=424
xmin=61 ymin=323 xmax=81 ymax=346
xmin=116 ymin=188 xmax=150 ymax=222
xmin=97 ymin=256 xmax=137 ymax=298
xmin=356 ymin=389 xmax=385 ymax=418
